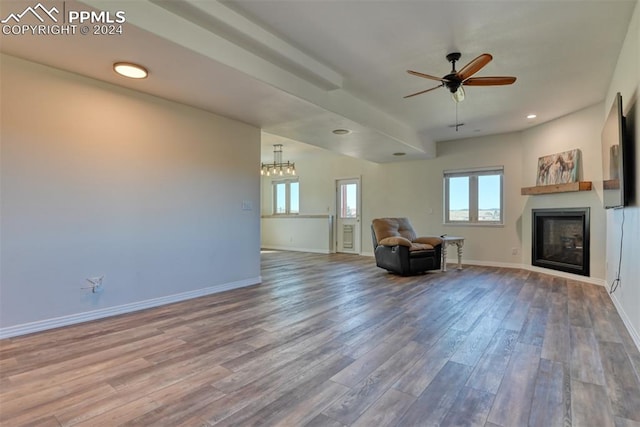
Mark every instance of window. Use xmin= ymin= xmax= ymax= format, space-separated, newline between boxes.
xmin=339 ymin=182 xmax=358 ymax=218
xmin=444 ymin=167 xmax=503 ymax=225
xmin=273 ymin=179 xmax=299 ymax=214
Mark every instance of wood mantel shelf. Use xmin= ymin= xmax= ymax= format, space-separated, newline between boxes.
xmin=521 ymin=181 xmax=592 ymax=195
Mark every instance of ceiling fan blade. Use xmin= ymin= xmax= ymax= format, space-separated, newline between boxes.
xmin=403 ymin=84 xmax=443 ymax=98
xmin=458 ymin=53 xmax=493 ymax=81
xmin=407 ymin=70 xmax=450 ymax=83
xmin=464 ymin=76 xmax=517 ymax=86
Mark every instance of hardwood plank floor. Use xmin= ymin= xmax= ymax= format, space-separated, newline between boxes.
xmin=1 ymin=251 xmax=640 ymax=426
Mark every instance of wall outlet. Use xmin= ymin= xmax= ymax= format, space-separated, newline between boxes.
xmin=511 ymin=247 xmax=519 ymax=255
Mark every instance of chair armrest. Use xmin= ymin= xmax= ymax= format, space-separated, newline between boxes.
xmin=378 ymin=236 xmax=412 ymax=247
xmin=414 ymin=236 xmax=443 ymax=246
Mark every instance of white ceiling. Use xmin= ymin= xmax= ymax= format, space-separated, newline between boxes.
xmin=1 ymin=0 xmax=636 ymax=163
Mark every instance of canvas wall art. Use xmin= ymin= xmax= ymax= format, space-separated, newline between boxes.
xmin=536 ymin=149 xmax=580 ymax=186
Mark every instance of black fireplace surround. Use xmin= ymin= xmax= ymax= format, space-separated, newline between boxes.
xmin=532 ymin=208 xmax=590 ymax=276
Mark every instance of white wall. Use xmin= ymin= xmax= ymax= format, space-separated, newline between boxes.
xmin=263 ymin=122 xmax=606 ymax=278
xmin=604 ymin=0 xmax=640 ymax=346
xmin=262 ymin=132 xmax=525 ymax=265
xmin=420 ymin=133 xmax=525 ymax=266
xmin=261 ymin=147 xmax=380 ymax=253
xmin=520 ymin=104 xmax=607 ymax=281
xmin=0 ymin=55 xmax=261 ymax=337
xmin=261 ymin=216 xmax=333 ymax=253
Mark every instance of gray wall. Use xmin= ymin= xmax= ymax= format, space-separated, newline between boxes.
xmin=1 ymin=55 xmax=261 ymax=335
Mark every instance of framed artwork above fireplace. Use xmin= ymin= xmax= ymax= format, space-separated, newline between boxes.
xmin=536 ymin=149 xmax=580 ymax=186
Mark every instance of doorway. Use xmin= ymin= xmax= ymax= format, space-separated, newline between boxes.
xmin=336 ymin=178 xmax=361 ymax=254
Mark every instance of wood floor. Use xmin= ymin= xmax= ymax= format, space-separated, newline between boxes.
xmin=1 ymin=251 xmax=640 ymax=426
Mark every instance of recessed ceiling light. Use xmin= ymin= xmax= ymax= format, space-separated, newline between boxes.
xmin=527 ymin=114 xmax=537 ymax=119
xmin=332 ymin=129 xmax=351 ymax=135
xmin=393 ymin=152 xmax=406 ymax=156
xmin=113 ymin=62 xmax=148 ymax=79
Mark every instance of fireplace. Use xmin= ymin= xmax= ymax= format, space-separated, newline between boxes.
xmin=532 ymin=208 xmax=590 ymax=276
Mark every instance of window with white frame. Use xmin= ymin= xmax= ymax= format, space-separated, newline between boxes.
xmin=273 ymin=179 xmax=299 ymax=215
xmin=444 ymin=167 xmax=504 ymax=225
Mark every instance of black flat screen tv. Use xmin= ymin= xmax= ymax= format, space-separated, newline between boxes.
xmin=601 ymin=93 xmax=628 ymax=209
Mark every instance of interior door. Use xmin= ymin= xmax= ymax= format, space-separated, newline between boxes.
xmin=336 ymin=178 xmax=361 ymax=254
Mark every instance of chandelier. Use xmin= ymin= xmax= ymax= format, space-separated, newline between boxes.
xmin=261 ymin=144 xmax=296 ymax=176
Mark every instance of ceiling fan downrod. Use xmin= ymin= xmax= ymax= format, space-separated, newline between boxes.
xmin=444 ymin=52 xmax=463 ymax=94
xmin=446 ymin=52 xmax=461 ymax=71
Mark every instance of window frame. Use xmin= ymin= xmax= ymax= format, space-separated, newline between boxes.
xmin=272 ymin=178 xmax=299 ymax=215
xmin=443 ymin=166 xmax=504 ymax=226
xmin=339 ymin=181 xmax=358 ymax=219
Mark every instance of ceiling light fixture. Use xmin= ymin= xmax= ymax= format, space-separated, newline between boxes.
xmin=261 ymin=144 xmax=296 ymax=177
xmin=113 ymin=62 xmax=148 ymax=79
xmin=393 ymin=152 xmax=406 ymax=156
xmin=527 ymin=114 xmax=537 ymax=119
xmin=332 ymin=129 xmax=351 ymax=135
xmin=452 ymin=86 xmax=465 ymax=103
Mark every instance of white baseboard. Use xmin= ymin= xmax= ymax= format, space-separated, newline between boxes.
xmin=0 ymin=276 xmax=261 ymax=340
xmin=261 ymin=245 xmax=330 ymax=254
xmin=458 ymin=259 xmax=522 ymax=270
xmin=605 ymin=281 xmax=640 ymax=351
xmin=6 ymin=257 xmax=637 ymax=354
xmin=455 ymin=259 xmax=606 ymax=286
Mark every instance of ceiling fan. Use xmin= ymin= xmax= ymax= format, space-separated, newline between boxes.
xmin=404 ymin=52 xmax=516 ymax=102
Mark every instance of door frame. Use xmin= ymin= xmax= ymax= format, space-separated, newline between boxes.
xmin=335 ymin=176 xmax=362 ymax=254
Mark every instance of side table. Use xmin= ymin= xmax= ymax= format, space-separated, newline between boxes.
xmin=441 ymin=236 xmax=464 ymax=272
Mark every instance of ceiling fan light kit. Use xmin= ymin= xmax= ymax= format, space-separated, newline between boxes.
xmin=452 ymin=86 xmax=465 ymax=102
xmin=404 ymin=52 xmax=516 ymax=101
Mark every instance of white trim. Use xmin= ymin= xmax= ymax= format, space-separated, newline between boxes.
xmin=272 ymin=179 xmax=299 ymax=215
xmin=335 ymin=176 xmax=362 ymax=255
xmin=443 ymin=165 xmax=504 ymax=175
xmin=606 ymin=281 xmax=640 ymax=351
xmin=444 ymin=169 xmax=504 ymax=225
xmin=522 ymin=264 xmax=606 ymax=286
xmin=456 ymin=259 xmax=523 ymax=270
xmin=261 ymin=245 xmax=330 ymax=254
xmin=459 ymin=259 xmax=606 ymax=286
xmin=0 ymin=277 xmax=261 ymax=339
xmin=261 ymin=214 xmax=332 ymax=219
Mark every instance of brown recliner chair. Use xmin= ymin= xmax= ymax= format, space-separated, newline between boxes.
xmin=371 ymin=217 xmax=442 ymax=276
